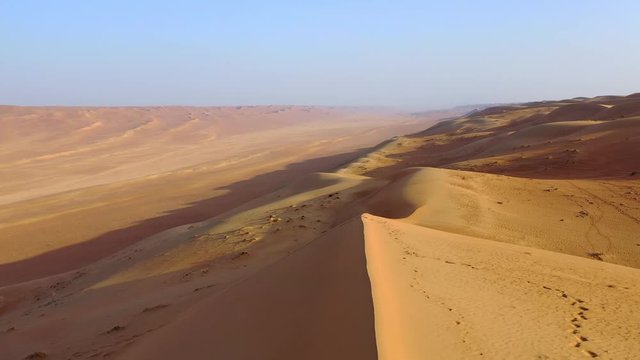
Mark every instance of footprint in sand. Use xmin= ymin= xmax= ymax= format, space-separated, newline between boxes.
xmin=542 ymin=286 xmax=599 ymax=357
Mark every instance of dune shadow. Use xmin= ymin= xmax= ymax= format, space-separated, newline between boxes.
xmin=0 ymin=148 xmax=372 ymax=287
xmin=0 ymin=208 xmax=377 ymax=359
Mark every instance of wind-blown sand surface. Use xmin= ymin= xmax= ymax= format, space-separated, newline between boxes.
xmin=1 ymin=95 xmax=640 ymax=359
xmin=364 ymin=213 xmax=640 ymax=359
xmin=0 ymin=106 xmax=449 ymax=285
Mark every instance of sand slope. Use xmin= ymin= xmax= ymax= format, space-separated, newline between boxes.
xmin=364 ymin=214 xmax=640 ymax=359
xmin=119 ymin=218 xmax=377 ymax=360
xmin=363 ymin=167 xmax=640 ymax=267
xmin=0 ymin=171 xmax=384 ymax=359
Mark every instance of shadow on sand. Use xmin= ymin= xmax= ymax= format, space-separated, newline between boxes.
xmin=0 ymin=148 xmax=371 ymax=287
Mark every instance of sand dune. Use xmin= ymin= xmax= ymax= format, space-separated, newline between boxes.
xmin=363 ymin=214 xmax=640 ymax=359
xmin=545 ymin=103 xmax=607 ymax=121
xmin=344 ymin=96 xmax=640 ymax=179
xmin=1 ymin=94 xmax=640 ymax=359
xmin=0 ymin=106 xmax=428 ymax=205
xmin=119 ymin=218 xmax=377 ymax=360
xmin=0 ymin=168 xmax=384 ymax=359
xmin=0 ymin=106 xmax=450 ymax=285
xmin=596 ymin=101 xmax=640 ymax=120
xmin=361 ymin=167 xmax=640 ymax=267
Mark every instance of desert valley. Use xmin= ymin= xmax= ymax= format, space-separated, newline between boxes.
xmin=1 ymin=94 xmax=639 ymax=359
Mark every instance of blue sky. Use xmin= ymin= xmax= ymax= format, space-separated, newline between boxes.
xmin=1 ymin=1 xmax=639 ymax=108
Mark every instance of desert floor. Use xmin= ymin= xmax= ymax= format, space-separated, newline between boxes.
xmin=0 ymin=106 xmax=448 ymax=285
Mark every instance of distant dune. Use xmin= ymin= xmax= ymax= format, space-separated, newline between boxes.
xmin=0 ymin=106 xmax=451 ymax=285
xmin=1 ymin=95 xmax=639 ymax=359
xmin=0 ymin=106 xmax=424 ymax=205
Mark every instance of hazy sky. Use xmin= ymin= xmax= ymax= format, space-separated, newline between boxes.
xmin=2 ymin=1 xmax=639 ymax=109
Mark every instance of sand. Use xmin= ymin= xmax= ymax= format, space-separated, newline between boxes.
xmin=0 ymin=106 xmax=449 ymax=285
xmin=1 ymin=94 xmax=640 ymax=359
xmin=364 ymin=213 xmax=640 ymax=359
